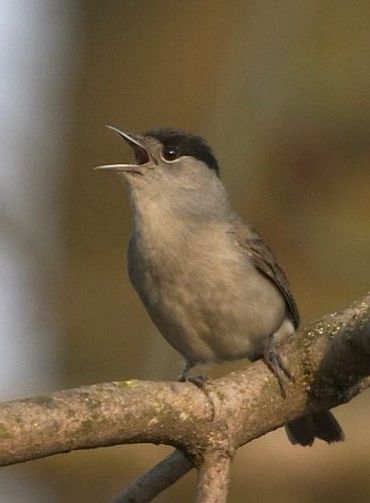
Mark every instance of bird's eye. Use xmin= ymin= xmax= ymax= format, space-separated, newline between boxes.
xmin=162 ymin=145 xmax=180 ymax=161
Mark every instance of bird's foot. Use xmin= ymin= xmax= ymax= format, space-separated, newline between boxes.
xmin=177 ymin=361 xmax=209 ymax=388
xmin=263 ymin=340 xmax=293 ymax=399
xmin=178 ymin=374 xmax=209 ymax=388
xmin=177 ymin=362 xmax=214 ymax=418
xmin=177 ymin=360 xmax=194 ymax=382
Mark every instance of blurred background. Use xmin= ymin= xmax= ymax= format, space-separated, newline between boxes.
xmin=1 ymin=1 xmax=369 ymax=501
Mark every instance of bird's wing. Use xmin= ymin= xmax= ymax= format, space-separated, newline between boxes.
xmin=230 ymin=217 xmax=300 ymax=328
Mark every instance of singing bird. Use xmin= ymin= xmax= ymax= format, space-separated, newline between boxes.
xmin=96 ymin=126 xmax=343 ymax=446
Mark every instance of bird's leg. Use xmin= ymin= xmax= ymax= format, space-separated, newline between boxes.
xmin=263 ymin=335 xmax=293 ymax=399
xmin=178 ymin=361 xmax=215 ymax=419
xmin=178 ymin=361 xmax=208 ymax=388
xmin=178 ymin=360 xmax=194 ymax=382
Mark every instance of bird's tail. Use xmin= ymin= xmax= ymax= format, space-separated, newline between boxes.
xmin=285 ymin=411 xmax=344 ymax=446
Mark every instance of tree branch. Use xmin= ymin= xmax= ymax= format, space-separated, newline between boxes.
xmin=113 ymin=449 xmax=193 ymax=503
xmin=0 ymin=293 xmax=369 ymax=502
xmin=195 ymin=452 xmax=232 ymax=503
xmin=0 ymin=379 xmax=212 ymax=466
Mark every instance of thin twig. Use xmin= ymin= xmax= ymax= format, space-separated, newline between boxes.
xmin=113 ymin=449 xmax=193 ymax=503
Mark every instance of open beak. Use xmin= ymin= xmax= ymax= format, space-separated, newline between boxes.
xmin=94 ymin=125 xmax=150 ymax=175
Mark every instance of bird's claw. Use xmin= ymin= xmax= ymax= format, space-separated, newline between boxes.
xmin=178 ymin=374 xmax=208 ymax=388
xmin=263 ymin=342 xmax=294 ymax=399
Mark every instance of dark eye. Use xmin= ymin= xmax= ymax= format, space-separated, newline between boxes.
xmin=162 ymin=145 xmax=180 ymax=161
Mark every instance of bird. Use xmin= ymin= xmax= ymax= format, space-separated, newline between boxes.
xmin=96 ymin=125 xmax=344 ymax=447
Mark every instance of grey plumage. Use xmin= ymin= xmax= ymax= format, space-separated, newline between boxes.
xmin=96 ymin=126 xmax=343 ymax=446
xmin=230 ymin=218 xmax=300 ymax=329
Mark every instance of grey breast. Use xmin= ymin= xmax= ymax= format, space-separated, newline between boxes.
xmin=127 ymin=215 xmax=288 ymax=364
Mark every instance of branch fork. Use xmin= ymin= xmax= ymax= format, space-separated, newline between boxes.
xmin=0 ymin=294 xmax=369 ymax=502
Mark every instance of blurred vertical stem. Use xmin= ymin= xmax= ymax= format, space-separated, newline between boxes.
xmin=195 ymin=452 xmax=232 ymax=503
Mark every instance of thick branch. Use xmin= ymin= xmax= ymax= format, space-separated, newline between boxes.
xmin=0 ymin=380 xmax=212 ymax=466
xmin=0 ymin=293 xmax=369 ymax=502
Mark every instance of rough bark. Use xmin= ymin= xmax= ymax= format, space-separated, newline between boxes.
xmin=0 ymin=294 xmax=369 ymax=502
xmin=195 ymin=452 xmax=232 ymax=503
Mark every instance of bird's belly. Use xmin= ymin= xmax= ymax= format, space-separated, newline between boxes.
xmin=129 ymin=245 xmax=286 ymax=364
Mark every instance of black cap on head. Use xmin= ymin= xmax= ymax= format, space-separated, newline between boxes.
xmin=144 ymin=128 xmax=220 ymax=176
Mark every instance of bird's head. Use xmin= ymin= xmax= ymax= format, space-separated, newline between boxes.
xmin=96 ymin=126 xmax=229 ymax=218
